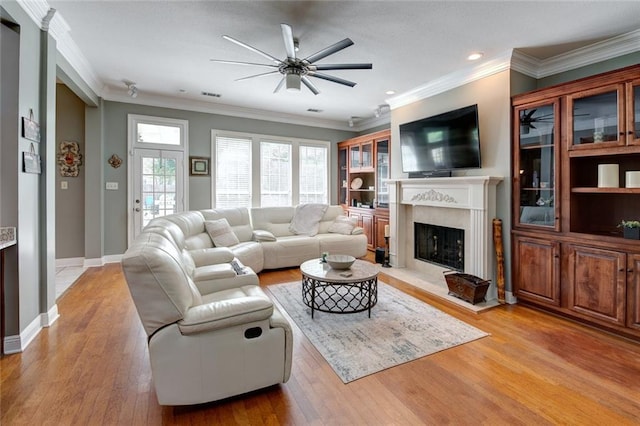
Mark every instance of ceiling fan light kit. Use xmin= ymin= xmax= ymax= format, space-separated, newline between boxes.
xmin=286 ymin=73 xmax=301 ymax=91
xmin=212 ymin=23 xmax=372 ymax=96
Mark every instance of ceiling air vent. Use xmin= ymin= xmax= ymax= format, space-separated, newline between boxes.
xmin=201 ymin=91 xmax=221 ymax=98
xmin=307 ymin=108 xmax=323 ymax=113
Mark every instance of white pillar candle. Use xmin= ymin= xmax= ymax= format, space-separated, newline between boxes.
xmin=626 ymin=171 xmax=640 ymax=188
xmin=597 ymin=164 xmax=619 ymax=188
xmin=384 ymin=224 xmax=390 ymax=237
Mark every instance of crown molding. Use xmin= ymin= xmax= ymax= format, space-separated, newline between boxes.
xmin=17 ymin=0 xmax=103 ymax=97
xmin=102 ymin=87 xmax=357 ymax=132
xmin=536 ymin=28 xmax=640 ymax=78
xmin=386 ymin=50 xmax=514 ymax=110
xmin=388 ymin=28 xmax=640 ymax=109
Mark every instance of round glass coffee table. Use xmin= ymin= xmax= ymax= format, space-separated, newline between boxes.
xmin=300 ymin=258 xmax=379 ymax=318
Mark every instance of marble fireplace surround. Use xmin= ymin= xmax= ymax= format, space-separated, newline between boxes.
xmin=386 ymin=176 xmax=503 ymax=311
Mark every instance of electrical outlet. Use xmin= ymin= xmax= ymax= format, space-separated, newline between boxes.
xmin=106 ymin=182 xmax=118 ymax=190
xmin=61 ymin=181 xmax=68 ymax=190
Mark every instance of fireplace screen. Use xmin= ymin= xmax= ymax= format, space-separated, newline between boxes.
xmin=414 ymin=223 xmax=464 ymax=271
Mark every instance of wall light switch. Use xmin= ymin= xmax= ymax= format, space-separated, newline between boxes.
xmin=61 ymin=181 xmax=68 ymax=190
xmin=106 ymin=182 xmax=118 ymax=190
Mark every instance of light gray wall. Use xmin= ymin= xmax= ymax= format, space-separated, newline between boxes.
xmin=55 ymin=84 xmax=85 ymax=259
xmin=1 ymin=1 xmax=57 ymax=336
xmin=100 ymin=101 xmax=357 ymax=255
xmin=1 ymin=17 xmax=21 ymax=335
xmin=390 ymin=70 xmax=513 ymax=291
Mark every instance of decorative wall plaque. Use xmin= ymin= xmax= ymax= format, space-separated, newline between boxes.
xmin=108 ymin=154 xmax=123 ymax=168
xmin=57 ymin=141 xmax=83 ymax=177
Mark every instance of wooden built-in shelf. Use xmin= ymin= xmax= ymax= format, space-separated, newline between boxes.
xmin=571 ymin=187 xmax=640 ymax=194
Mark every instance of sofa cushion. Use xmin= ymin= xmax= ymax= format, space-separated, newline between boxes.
xmin=288 ymin=203 xmax=328 ymax=236
xmin=253 ymin=229 xmax=277 ymax=242
xmin=328 ymin=215 xmax=357 ymax=235
xmin=251 ymin=206 xmax=296 ymax=237
xmin=178 ymin=285 xmax=274 ymax=335
xmin=205 ymin=218 xmax=240 ymax=247
xmin=201 ymin=208 xmax=254 ymax=242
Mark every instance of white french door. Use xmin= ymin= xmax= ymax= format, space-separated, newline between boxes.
xmin=132 ymin=149 xmax=185 ymax=238
xmin=127 ymin=114 xmax=188 ymax=246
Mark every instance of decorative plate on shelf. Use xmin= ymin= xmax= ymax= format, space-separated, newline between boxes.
xmin=351 ymin=177 xmax=363 ymax=189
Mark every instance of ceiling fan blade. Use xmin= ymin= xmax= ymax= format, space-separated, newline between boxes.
xmin=308 ymin=72 xmax=357 ymax=87
xmin=235 ymin=70 xmax=280 ymax=82
xmin=303 ymin=38 xmax=354 ymax=64
xmin=273 ymin=77 xmax=285 ymax=93
xmin=312 ymin=63 xmax=372 ymax=71
xmin=210 ymin=59 xmax=278 ymax=69
xmin=281 ymin=23 xmax=296 ymax=60
xmin=301 ymin=76 xmax=320 ymax=95
xmin=222 ymin=35 xmax=283 ymax=65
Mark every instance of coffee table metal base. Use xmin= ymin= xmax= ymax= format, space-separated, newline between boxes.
xmin=302 ymin=275 xmax=378 ymax=318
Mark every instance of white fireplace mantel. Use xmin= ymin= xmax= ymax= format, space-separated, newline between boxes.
xmin=388 ymin=175 xmax=503 ymax=302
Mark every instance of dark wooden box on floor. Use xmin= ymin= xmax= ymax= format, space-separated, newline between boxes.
xmin=443 ymin=271 xmax=490 ymax=305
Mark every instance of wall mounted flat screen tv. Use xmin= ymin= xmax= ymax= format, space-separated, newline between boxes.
xmin=400 ymin=104 xmax=481 ymax=176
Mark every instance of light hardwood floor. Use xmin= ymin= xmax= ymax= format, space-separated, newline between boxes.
xmin=2 ymin=260 xmax=640 ymax=425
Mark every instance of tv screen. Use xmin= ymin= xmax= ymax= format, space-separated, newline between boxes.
xmin=400 ymin=104 xmax=481 ymax=175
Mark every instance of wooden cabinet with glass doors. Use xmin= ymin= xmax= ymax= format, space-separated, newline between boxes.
xmin=512 ymin=64 xmax=640 ymax=340
xmin=338 ymin=129 xmax=390 ymax=251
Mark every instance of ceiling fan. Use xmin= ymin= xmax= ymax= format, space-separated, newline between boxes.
xmin=211 ymin=23 xmax=372 ymax=95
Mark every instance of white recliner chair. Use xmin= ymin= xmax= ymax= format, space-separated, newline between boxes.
xmin=121 ymin=229 xmax=293 ymax=405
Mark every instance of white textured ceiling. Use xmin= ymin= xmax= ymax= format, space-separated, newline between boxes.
xmin=46 ymin=0 xmax=640 ymax=129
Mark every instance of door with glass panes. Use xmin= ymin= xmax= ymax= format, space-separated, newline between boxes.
xmin=132 ymin=149 xmax=184 ymax=238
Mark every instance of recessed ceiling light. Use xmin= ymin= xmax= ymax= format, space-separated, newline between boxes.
xmin=385 ymin=90 xmax=395 ymax=95
xmin=467 ymin=52 xmax=484 ymax=61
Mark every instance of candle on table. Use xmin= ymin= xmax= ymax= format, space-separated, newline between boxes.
xmin=384 ymin=224 xmax=390 ymax=237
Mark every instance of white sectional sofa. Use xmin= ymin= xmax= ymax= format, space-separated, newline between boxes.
xmin=121 ymin=204 xmax=367 ymax=405
xmin=156 ymin=205 xmax=368 ymax=274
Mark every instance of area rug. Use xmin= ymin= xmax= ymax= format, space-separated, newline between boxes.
xmin=269 ymin=281 xmax=489 ymax=383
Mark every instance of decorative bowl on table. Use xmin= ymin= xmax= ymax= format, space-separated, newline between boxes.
xmin=326 ymin=254 xmax=355 ymax=270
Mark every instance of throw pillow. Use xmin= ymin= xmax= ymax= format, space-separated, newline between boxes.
xmin=327 ymin=215 xmax=358 ymax=235
xmin=253 ymin=229 xmax=277 ymax=242
xmin=289 ymin=203 xmax=329 ymax=236
xmin=205 ymin=218 xmax=240 ymax=247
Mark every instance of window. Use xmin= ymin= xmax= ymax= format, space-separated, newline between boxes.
xmin=137 ymin=123 xmax=181 ymax=145
xmin=212 ymin=130 xmax=330 ymax=207
xmin=299 ymin=145 xmax=328 ymax=204
xmin=215 ymin=136 xmax=252 ymax=208
xmin=261 ymin=141 xmax=292 ymax=207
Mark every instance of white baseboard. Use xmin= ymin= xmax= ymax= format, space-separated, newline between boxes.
xmin=3 ymin=304 xmax=59 ymax=354
xmin=83 ymin=254 xmax=122 ymax=268
xmin=56 ymin=257 xmax=85 ymax=268
xmin=505 ymin=291 xmax=518 ymax=304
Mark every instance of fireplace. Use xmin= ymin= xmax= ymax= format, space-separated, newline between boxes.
xmin=387 ymin=176 xmax=503 ymax=304
xmin=414 ymin=223 xmax=464 ymax=271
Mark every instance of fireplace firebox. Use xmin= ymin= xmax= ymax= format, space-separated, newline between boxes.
xmin=414 ymin=223 xmax=464 ymax=271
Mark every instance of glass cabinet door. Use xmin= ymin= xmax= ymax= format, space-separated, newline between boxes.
xmin=627 ymin=79 xmax=640 ymax=146
xmin=515 ymin=101 xmax=559 ymax=230
xmin=361 ymin=142 xmax=373 ymax=169
xmin=349 ymin=145 xmax=360 ymax=170
xmin=567 ymin=84 xmax=625 ymax=149
xmin=375 ymin=139 xmax=389 ymax=208
xmin=339 ymin=147 xmax=348 ymax=205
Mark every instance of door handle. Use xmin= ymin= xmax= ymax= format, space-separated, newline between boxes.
xmin=135 ymin=199 xmax=140 ymax=204
xmin=134 ymin=207 xmax=140 ymax=212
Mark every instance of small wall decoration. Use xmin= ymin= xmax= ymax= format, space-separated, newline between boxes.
xmin=21 ymin=109 xmax=41 ymax=143
xmin=57 ymin=141 xmax=83 ymax=177
xmin=108 ymin=154 xmax=123 ymax=168
xmin=190 ymin=156 xmax=210 ymax=176
xmin=23 ymin=143 xmax=41 ymax=174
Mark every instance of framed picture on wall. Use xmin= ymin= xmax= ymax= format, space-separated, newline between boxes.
xmin=21 ymin=116 xmax=41 ymax=143
xmin=190 ymin=156 xmax=209 ymax=176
